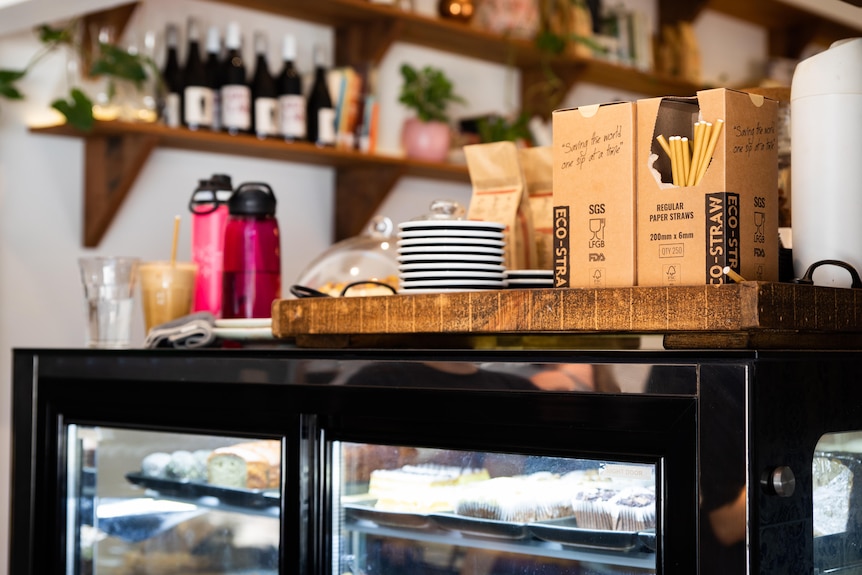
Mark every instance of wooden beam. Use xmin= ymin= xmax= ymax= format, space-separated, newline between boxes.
xmin=658 ymin=0 xmax=708 ymax=25
xmin=79 ymin=3 xmax=140 ymax=78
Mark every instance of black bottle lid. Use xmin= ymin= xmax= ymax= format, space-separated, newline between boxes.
xmin=228 ymin=182 xmax=276 ymax=216
xmin=189 ymin=173 xmax=234 ymax=214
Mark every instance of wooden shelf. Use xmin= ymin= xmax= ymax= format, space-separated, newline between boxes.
xmin=661 ymin=0 xmax=861 ymax=57
xmin=30 ymin=121 xmax=469 ymax=247
xmin=220 ymin=0 xmax=703 ymax=115
xmin=42 ymin=0 xmax=858 ymax=246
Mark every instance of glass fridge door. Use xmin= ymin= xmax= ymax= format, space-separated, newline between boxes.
xmin=333 ymin=442 xmax=658 ymax=575
xmin=813 ymin=431 xmax=862 ymax=574
xmin=66 ymin=425 xmax=281 ymax=575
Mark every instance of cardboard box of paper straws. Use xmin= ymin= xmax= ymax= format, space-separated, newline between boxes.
xmin=552 ymin=101 xmax=637 ymax=288
xmin=635 ymin=88 xmax=780 ymax=286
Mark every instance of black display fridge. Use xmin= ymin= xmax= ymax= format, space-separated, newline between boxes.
xmin=9 ymin=348 xmax=862 ymax=574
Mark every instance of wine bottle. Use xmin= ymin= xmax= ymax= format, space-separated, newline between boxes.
xmin=250 ymin=31 xmax=278 ymax=139
xmin=182 ymin=18 xmax=213 ymax=130
xmin=276 ymin=34 xmax=305 ymax=142
xmin=205 ymin=26 xmax=223 ymax=132
xmin=220 ymin=22 xmax=251 ymax=135
xmin=162 ymin=23 xmax=183 ymax=128
xmin=306 ymin=44 xmax=335 ymax=147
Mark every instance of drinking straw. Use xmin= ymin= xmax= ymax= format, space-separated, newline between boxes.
xmin=694 ymin=119 xmax=725 ymax=186
xmin=667 ymin=136 xmax=676 ymax=185
xmin=681 ymin=137 xmax=691 ymax=185
xmin=723 ymin=266 xmax=747 ymax=283
xmin=656 ymin=134 xmax=672 ymax=157
xmin=687 ymin=122 xmax=706 ymax=186
xmin=170 ymin=214 xmax=180 ymax=266
xmin=692 ymin=121 xmax=712 ymax=184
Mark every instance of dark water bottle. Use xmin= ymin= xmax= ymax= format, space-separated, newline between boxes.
xmin=222 ymin=182 xmax=281 ymax=319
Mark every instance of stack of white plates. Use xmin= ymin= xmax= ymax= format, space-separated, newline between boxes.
xmin=396 ymin=220 xmax=507 ymax=293
xmin=505 ymin=269 xmax=554 ymax=289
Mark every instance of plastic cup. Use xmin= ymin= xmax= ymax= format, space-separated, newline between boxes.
xmin=138 ymin=261 xmax=198 ymax=333
xmin=78 ymin=256 xmax=140 ymax=349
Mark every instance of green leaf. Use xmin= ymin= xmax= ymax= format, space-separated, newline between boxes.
xmin=90 ymin=43 xmax=148 ymax=87
xmin=398 ymin=63 xmax=465 ymax=124
xmin=535 ymin=30 xmax=566 ymax=55
xmin=37 ymin=24 xmax=74 ymax=46
xmin=0 ymin=69 xmax=26 ymax=100
xmin=52 ymin=88 xmax=94 ymax=132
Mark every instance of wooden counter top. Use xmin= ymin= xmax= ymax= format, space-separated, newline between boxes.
xmin=273 ymin=282 xmax=862 ymax=349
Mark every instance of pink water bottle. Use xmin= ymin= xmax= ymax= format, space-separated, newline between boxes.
xmin=222 ymin=182 xmax=281 ymax=319
xmin=190 ymin=174 xmax=234 ymax=316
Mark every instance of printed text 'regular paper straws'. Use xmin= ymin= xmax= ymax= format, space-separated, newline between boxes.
xmin=656 ymin=119 xmax=724 ymax=187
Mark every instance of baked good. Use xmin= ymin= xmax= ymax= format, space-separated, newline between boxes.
xmin=612 ymin=487 xmax=656 ymax=531
xmin=813 ymin=455 xmax=854 ymax=536
xmin=571 ymin=486 xmax=619 ymax=530
xmin=369 ymin=463 xmax=490 ymax=512
xmin=207 ymin=440 xmax=281 ymax=490
xmin=141 ymin=452 xmax=172 ymax=478
xmin=455 ymin=474 xmax=573 ymax=522
xmin=141 ymin=449 xmax=210 ymax=481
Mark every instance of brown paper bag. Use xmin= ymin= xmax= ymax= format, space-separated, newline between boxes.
xmin=519 ymin=146 xmax=554 ymax=270
xmin=464 ymin=141 xmax=537 ymax=270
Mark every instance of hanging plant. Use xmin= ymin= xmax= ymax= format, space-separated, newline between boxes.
xmin=0 ymin=21 xmax=159 ymax=131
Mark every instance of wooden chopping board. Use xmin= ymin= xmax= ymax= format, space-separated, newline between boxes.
xmin=272 ymin=282 xmax=862 ymax=349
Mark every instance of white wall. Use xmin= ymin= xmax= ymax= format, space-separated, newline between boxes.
xmin=0 ymin=0 xmax=766 ymax=572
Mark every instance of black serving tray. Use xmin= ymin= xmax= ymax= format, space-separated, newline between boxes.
xmin=342 ymin=498 xmax=434 ymax=529
xmin=429 ymin=512 xmax=530 ymax=539
xmin=528 ymin=517 xmax=656 ymax=553
xmin=125 ymin=472 xmax=280 ymax=510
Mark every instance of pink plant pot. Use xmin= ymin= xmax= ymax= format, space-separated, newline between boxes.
xmin=401 ymin=118 xmax=451 ymax=163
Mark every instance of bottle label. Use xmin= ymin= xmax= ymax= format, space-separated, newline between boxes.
xmin=165 ymin=92 xmax=181 ymax=128
xmin=254 ymin=97 xmax=278 ymax=138
xmin=221 ymin=84 xmax=251 ymax=131
xmin=212 ymin=91 xmax=222 ymax=132
xmin=279 ymin=94 xmax=306 ymax=140
xmin=184 ymin=86 xmax=214 ymax=128
xmin=317 ymin=107 xmax=336 ymax=145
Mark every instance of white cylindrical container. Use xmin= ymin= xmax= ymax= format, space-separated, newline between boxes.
xmin=791 ymin=37 xmax=862 ymax=287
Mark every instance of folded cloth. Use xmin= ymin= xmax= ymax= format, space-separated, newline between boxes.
xmin=145 ymin=312 xmax=217 ymax=349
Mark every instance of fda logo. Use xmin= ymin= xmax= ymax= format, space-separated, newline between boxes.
xmin=589 ymin=253 xmax=605 ymax=262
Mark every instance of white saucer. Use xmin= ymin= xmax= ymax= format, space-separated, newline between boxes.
xmin=399 ymin=262 xmax=507 ymax=272
xmin=397 ymin=253 xmax=505 ymax=264
xmin=397 ymin=237 xmax=505 ymax=248
xmin=212 ymin=327 xmax=275 ymax=340
xmin=506 ymin=269 xmax=554 ymax=278
xmin=399 ymin=220 xmax=505 ymax=231
xmin=399 ymin=270 xmax=506 ymax=281
xmin=215 ymin=318 xmax=272 ymax=328
xmin=398 ymin=229 xmax=505 ymax=240
xmin=398 ymin=246 xmax=505 ymax=256
xmin=399 ymin=279 xmax=507 ymax=289
xmin=506 ymin=279 xmax=554 ymax=287
xmin=397 ymin=287 xmax=496 ymax=294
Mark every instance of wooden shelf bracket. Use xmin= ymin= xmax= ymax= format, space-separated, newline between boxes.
xmin=335 ymin=163 xmax=406 ymax=240
xmin=83 ymin=131 xmax=157 ymax=247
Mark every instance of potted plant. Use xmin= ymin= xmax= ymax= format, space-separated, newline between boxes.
xmin=398 ymin=63 xmax=465 ymax=162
